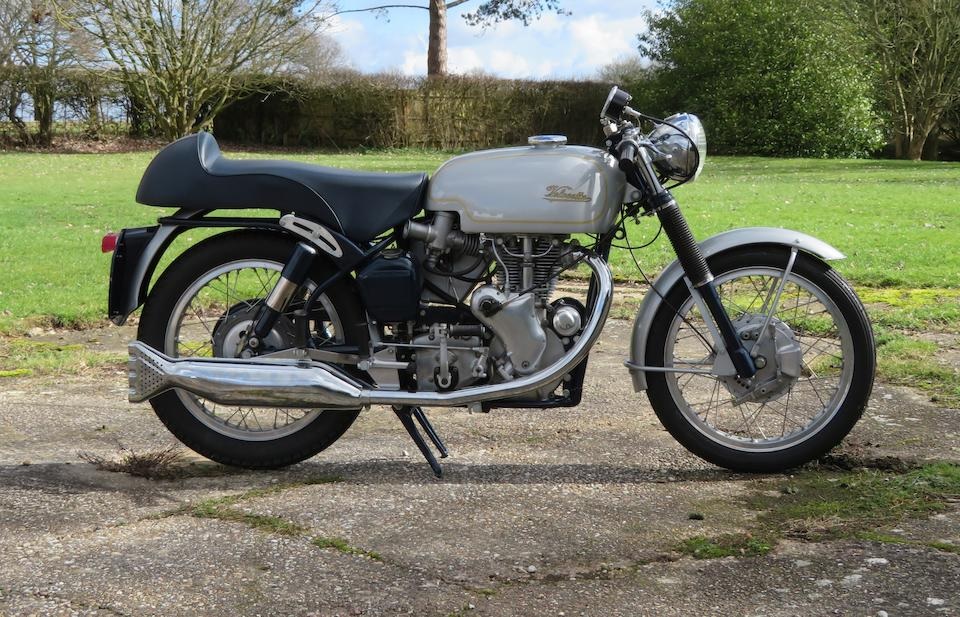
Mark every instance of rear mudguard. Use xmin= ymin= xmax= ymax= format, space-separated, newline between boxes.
xmin=108 ymin=222 xmax=184 ymax=325
xmin=107 ymin=210 xmax=361 ymax=325
xmin=627 ymin=227 xmax=846 ymax=391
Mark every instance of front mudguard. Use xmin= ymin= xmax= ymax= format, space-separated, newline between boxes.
xmin=627 ymin=227 xmax=846 ymax=391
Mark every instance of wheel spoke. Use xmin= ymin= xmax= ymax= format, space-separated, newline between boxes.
xmin=781 ymin=385 xmax=793 ymax=435
xmin=660 ymin=260 xmax=857 ymax=452
xmin=161 ymin=258 xmax=347 ymax=440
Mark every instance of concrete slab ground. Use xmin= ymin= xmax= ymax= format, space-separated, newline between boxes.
xmin=0 ymin=325 xmax=957 ymax=616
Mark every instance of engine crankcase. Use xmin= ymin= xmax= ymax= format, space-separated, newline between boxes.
xmin=470 ymin=285 xmax=547 ymax=377
xmin=413 ymin=332 xmax=485 ymax=393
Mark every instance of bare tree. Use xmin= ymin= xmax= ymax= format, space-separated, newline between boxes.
xmin=15 ymin=1 xmax=96 ymax=145
xmin=0 ymin=0 xmax=29 ymax=141
xmin=285 ymin=29 xmax=349 ymax=81
xmin=333 ymin=1 xmax=566 ymax=76
xmin=595 ymin=55 xmax=650 ymax=86
xmin=64 ymin=0 xmax=333 ymax=140
xmin=0 ymin=1 xmax=93 ymax=145
xmin=847 ymin=0 xmax=960 ymax=160
xmin=0 ymin=0 xmax=24 ymax=62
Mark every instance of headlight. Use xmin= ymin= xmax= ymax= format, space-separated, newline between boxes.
xmin=648 ymin=113 xmax=707 ymax=183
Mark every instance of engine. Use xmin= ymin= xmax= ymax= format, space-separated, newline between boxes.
xmin=395 ymin=214 xmax=586 ymax=399
xmin=491 ymin=236 xmax=563 ymax=300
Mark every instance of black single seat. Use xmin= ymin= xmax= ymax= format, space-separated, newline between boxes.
xmin=136 ymin=132 xmax=428 ymax=241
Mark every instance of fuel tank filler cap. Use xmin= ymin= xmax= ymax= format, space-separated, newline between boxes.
xmin=528 ymin=135 xmax=567 ymax=148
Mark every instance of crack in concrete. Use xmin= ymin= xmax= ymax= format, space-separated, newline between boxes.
xmin=125 ymin=482 xmax=526 ymax=603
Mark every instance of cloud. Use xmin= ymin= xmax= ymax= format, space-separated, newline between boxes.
xmin=447 ymin=47 xmax=484 ymax=74
xmin=528 ymin=12 xmax=565 ymax=35
xmin=325 ymin=15 xmax=364 ymax=40
xmin=401 ymin=49 xmax=426 ymax=75
xmin=569 ymin=15 xmax=649 ymax=64
xmin=447 ymin=47 xmax=535 ymax=78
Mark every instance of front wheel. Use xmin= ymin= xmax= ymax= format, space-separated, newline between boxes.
xmin=645 ymin=247 xmax=875 ymax=472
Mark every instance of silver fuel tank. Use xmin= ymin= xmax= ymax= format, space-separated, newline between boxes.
xmin=426 ymin=138 xmax=626 ymax=234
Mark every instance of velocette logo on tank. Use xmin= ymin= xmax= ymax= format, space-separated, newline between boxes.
xmin=543 ymin=185 xmax=591 ymax=203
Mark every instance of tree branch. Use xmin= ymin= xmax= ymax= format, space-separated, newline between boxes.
xmin=329 ymin=4 xmax=428 ymax=17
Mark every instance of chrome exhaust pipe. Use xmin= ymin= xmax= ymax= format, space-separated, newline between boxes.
xmin=128 ymin=343 xmax=365 ymax=408
xmin=129 ymin=255 xmax=612 ymax=409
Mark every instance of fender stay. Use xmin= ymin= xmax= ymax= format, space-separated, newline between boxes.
xmin=107 ymin=209 xmax=363 ymax=325
xmin=627 ymin=227 xmax=845 ymax=391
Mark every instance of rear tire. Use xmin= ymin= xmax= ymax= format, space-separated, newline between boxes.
xmin=138 ymin=231 xmax=367 ymax=469
xmin=645 ymin=247 xmax=875 ymax=472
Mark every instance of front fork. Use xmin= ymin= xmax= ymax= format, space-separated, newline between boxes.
xmin=653 ymin=194 xmax=757 ymax=378
xmin=634 ymin=152 xmax=757 ymax=379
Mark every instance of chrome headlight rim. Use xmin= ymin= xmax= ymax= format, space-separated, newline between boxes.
xmin=648 ymin=112 xmax=707 ymax=185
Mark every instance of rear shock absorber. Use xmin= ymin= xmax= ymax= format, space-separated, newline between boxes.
xmin=248 ymin=242 xmax=318 ymax=350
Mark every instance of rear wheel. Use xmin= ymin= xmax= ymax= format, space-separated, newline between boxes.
xmin=645 ymin=247 xmax=875 ymax=472
xmin=138 ymin=231 xmax=366 ymax=469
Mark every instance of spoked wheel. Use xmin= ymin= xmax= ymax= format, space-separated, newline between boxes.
xmin=138 ymin=231 xmax=367 ymax=469
xmin=645 ymin=247 xmax=875 ymax=472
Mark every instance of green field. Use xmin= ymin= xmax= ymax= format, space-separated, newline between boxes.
xmin=0 ymin=149 xmax=958 ymax=332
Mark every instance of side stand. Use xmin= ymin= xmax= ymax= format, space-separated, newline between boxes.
xmin=393 ymin=406 xmax=448 ymax=478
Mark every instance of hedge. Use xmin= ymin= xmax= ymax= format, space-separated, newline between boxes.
xmin=213 ymin=75 xmax=613 ymax=150
xmin=3 ymin=66 xmax=957 ymax=158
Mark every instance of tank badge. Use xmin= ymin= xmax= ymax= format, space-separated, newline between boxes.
xmin=544 ymin=185 xmax=591 ymax=203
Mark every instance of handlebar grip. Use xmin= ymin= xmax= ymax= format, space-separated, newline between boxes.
xmin=616 ymin=139 xmax=639 ymax=171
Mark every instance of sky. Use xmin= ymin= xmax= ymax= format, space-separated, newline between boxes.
xmin=327 ymin=0 xmax=657 ymax=80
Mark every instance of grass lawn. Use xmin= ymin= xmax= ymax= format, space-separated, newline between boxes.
xmin=0 ymin=148 xmax=958 ymax=332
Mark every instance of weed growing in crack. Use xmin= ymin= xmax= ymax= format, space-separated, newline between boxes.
xmin=185 ymin=489 xmax=383 ymax=557
xmin=856 ymin=531 xmax=960 ymax=554
xmin=191 ymin=503 xmax=307 ymax=536
xmin=754 ymin=462 xmax=960 ymax=539
xmin=678 ymin=534 xmax=773 ymax=559
xmin=311 ymin=536 xmax=382 ymax=561
xmin=78 ymin=445 xmax=186 ymax=480
xmin=177 ymin=476 xmax=344 ymax=539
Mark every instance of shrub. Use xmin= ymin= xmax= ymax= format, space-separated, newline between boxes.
xmin=640 ymin=0 xmax=886 ymax=157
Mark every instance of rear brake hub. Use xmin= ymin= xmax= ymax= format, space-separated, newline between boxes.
xmin=211 ymin=303 xmax=296 ymax=359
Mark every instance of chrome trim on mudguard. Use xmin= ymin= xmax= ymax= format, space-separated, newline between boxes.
xmin=129 ymin=255 xmax=613 ymax=409
xmin=627 ymin=227 xmax=845 ymax=392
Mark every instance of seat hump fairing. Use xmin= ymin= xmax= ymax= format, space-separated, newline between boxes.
xmin=135 ymin=133 xmax=427 ymax=241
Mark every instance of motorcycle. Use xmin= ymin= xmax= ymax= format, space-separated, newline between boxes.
xmin=107 ymin=86 xmax=876 ymax=477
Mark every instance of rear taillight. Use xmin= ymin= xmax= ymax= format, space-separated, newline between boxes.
xmin=101 ymin=232 xmax=119 ymax=253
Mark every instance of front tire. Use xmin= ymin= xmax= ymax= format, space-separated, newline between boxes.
xmin=138 ymin=231 xmax=367 ymax=469
xmin=645 ymin=247 xmax=875 ymax=472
